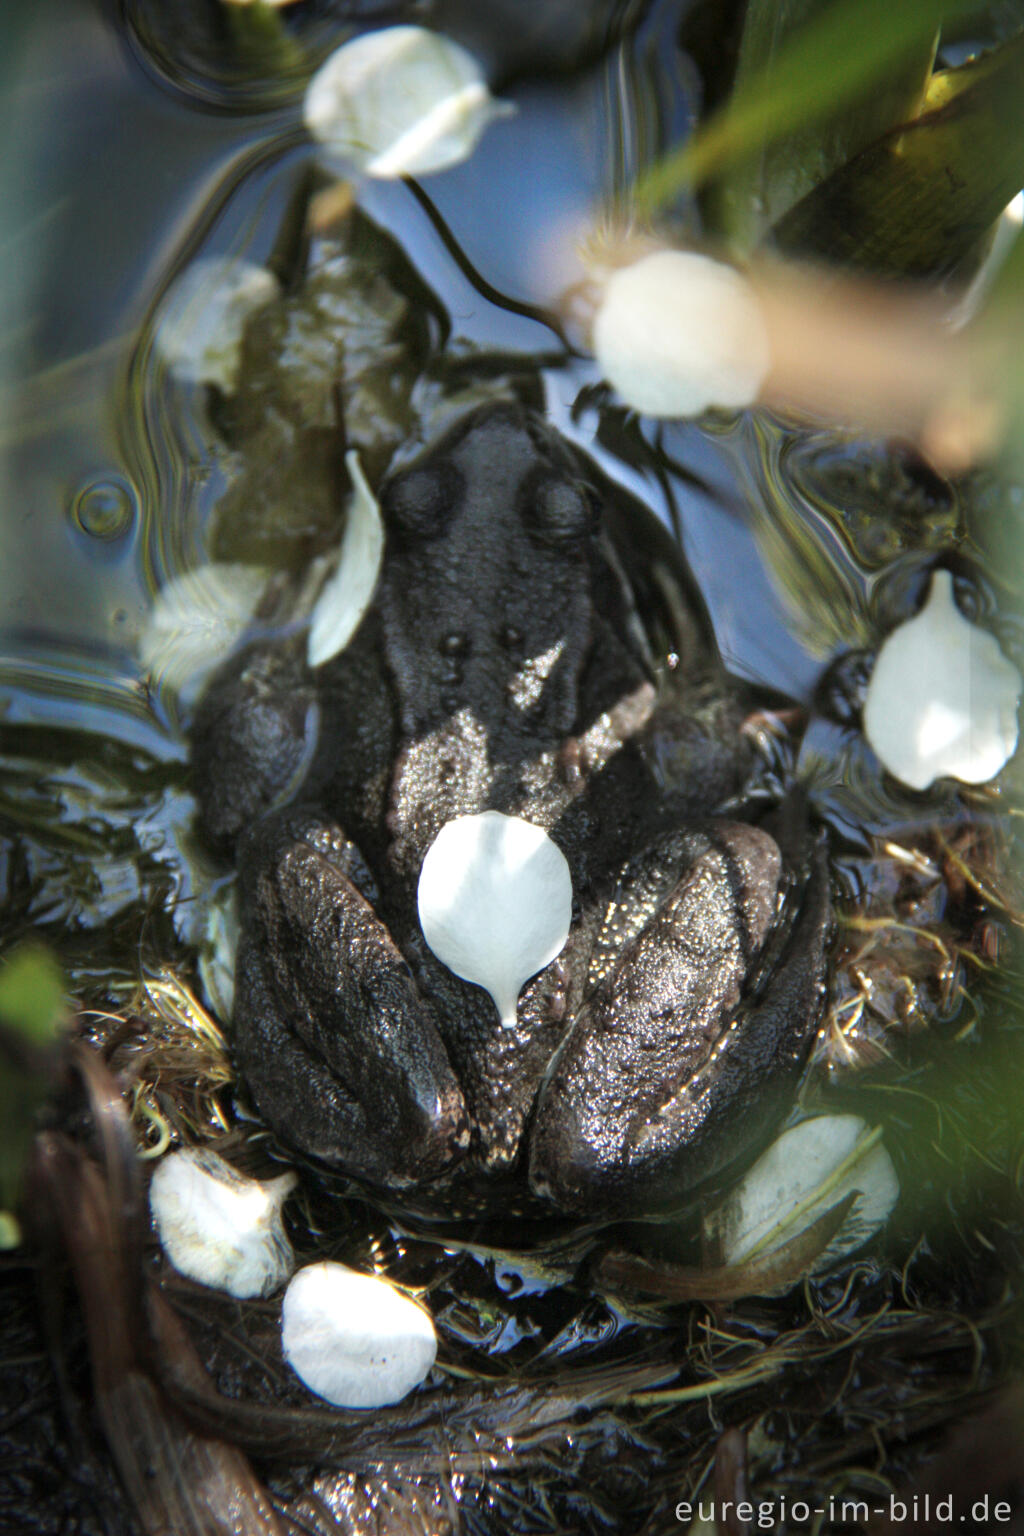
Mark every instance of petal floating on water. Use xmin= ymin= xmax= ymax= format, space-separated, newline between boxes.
xmin=417 ymin=810 xmax=573 ymax=1028
xmin=154 ymin=255 xmax=279 ymax=393
xmin=307 ymin=451 xmax=384 ymax=667
xmin=197 ymin=879 xmax=241 ymax=1024
xmin=592 ymin=249 xmax=771 ymax=417
xmin=863 ymin=569 xmax=1021 ymax=790
xmin=303 ymin=25 xmax=515 ymax=180
xmin=149 ymin=1147 xmax=297 ymax=1299
xmin=139 ymin=562 xmax=269 ymax=696
xmin=704 ymin=1114 xmax=899 ymax=1286
xmin=281 ymin=1261 xmax=437 ymax=1408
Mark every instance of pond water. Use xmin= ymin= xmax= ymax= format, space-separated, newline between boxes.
xmin=2 ymin=2 xmax=1023 ymax=1534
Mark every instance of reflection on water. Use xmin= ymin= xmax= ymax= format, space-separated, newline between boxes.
xmin=69 ymin=472 xmax=138 ymax=542
xmin=1 ymin=1 xmax=1022 ymax=1533
xmin=1 ymin=723 xmax=190 ymax=936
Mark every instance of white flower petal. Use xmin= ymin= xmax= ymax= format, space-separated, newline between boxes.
xmin=149 ymin=1148 xmax=297 ymax=1299
xmin=948 ymin=192 xmax=1024 ymax=330
xmin=139 ymin=563 xmax=269 ymax=696
xmin=197 ymin=880 xmax=241 ymax=1024
xmin=704 ymin=1114 xmax=899 ymax=1281
xmin=303 ymin=25 xmax=514 ymax=179
xmin=592 ymin=249 xmax=770 ymax=417
xmin=863 ymin=570 xmax=1021 ymax=790
xmin=307 ymin=451 xmax=384 ymax=667
xmin=282 ymin=1261 xmax=436 ymax=1408
xmin=417 ymin=811 xmax=572 ymax=1027
xmin=154 ymin=256 xmax=278 ymax=393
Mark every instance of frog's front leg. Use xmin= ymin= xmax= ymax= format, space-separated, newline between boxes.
xmin=528 ymin=824 xmax=829 ymax=1214
xmin=192 ymin=638 xmax=318 ymax=851
xmin=235 ymin=808 xmax=469 ymax=1186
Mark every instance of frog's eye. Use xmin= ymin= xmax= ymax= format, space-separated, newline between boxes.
xmin=521 ymin=474 xmax=600 ymax=548
xmin=380 ymin=464 xmax=460 ymax=542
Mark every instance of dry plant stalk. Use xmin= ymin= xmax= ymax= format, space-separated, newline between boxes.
xmin=752 ymin=262 xmax=1000 ymax=471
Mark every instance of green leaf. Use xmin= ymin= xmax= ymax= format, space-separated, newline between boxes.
xmin=635 ymin=0 xmax=983 ymax=215
xmin=712 ymin=0 xmax=936 ymax=252
xmin=0 ymin=945 xmax=65 ymax=1046
xmin=0 ymin=946 xmax=67 ymax=1242
xmin=770 ymin=28 xmax=1024 ymax=278
xmin=224 ymin=0 xmax=304 ymax=80
xmin=977 ymin=226 xmax=1024 ymax=486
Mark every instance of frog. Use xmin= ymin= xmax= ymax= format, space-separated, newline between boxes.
xmin=192 ymin=401 xmax=830 ymax=1215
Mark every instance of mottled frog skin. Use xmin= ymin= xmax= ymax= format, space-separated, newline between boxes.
xmin=192 ymin=403 xmax=829 ymax=1215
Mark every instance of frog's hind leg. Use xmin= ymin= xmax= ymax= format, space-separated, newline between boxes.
xmin=528 ymin=823 xmax=829 ymax=1215
xmin=234 ymin=808 xmax=469 ymax=1187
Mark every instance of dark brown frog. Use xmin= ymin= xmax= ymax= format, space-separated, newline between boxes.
xmin=192 ymin=402 xmax=829 ymax=1214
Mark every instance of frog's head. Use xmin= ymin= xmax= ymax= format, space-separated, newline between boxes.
xmin=377 ymin=403 xmax=604 ymax=747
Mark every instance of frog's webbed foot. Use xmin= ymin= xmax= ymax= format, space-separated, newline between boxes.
xmin=235 ymin=808 xmax=469 ymax=1187
xmin=528 ymin=824 xmax=830 ymax=1214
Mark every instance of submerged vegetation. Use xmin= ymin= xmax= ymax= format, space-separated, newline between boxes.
xmin=2 ymin=0 xmax=1024 ymax=1532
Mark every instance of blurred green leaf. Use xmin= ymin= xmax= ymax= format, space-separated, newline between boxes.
xmin=0 ymin=944 xmax=65 ymax=1046
xmin=224 ymin=0 xmax=304 ymax=78
xmin=982 ymin=191 xmax=1024 ymax=313
xmin=770 ymin=28 xmax=1024 ymax=278
xmin=0 ymin=945 xmax=67 ymax=1242
xmin=712 ymin=0 xmax=936 ymax=252
xmin=636 ymin=0 xmax=982 ymax=214
xmin=978 ymin=226 xmax=1024 ymax=483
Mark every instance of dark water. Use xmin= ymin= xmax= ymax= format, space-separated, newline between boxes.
xmin=1 ymin=0 xmax=984 ymax=903
xmin=2 ymin=2 xmax=1023 ymax=1534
